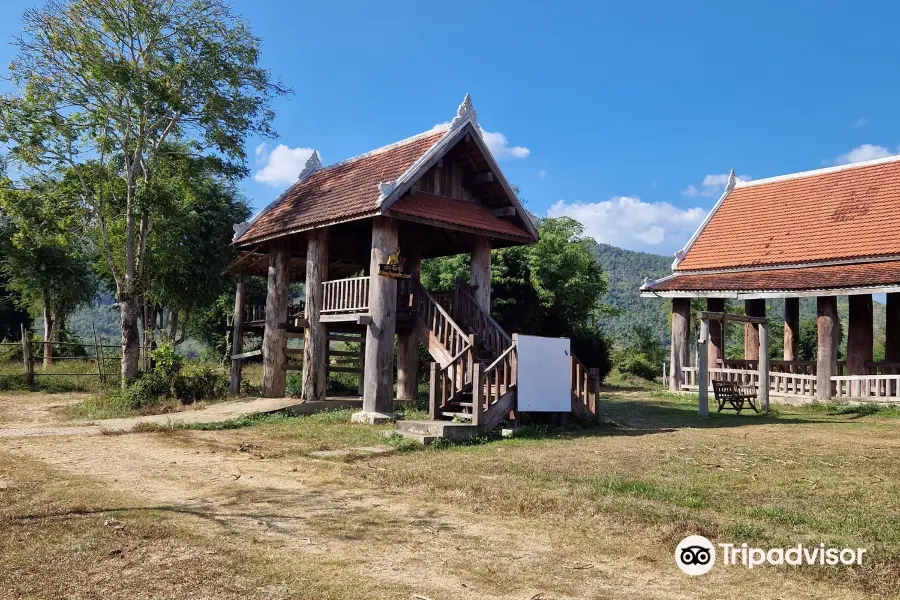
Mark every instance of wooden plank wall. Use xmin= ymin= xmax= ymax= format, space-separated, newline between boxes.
xmin=414 ymin=161 xmax=477 ymax=203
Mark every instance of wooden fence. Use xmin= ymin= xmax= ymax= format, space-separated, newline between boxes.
xmin=1 ymin=325 xmax=124 ymax=384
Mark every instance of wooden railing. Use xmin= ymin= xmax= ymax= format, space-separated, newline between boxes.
xmin=456 ymin=290 xmax=512 ymax=356
xmin=415 ymin=287 xmax=470 ymax=360
xmin=770 ymin=372 xmax=818 ymax=397
xmin=244 ymin=303 xmax=303 ymax=323
xmin=833 ymin=375 xmax=900 ymax=400
xmin=322 ymin=276 xmax=369 ymax=314
xmin=429 ymin=340 xmax=476 ymax=419
xmin=722 ymin=359 xmax=900 ymax=377
xmin=570 ymin=353 xmax=596 ymax=414
xmin=472 ymin=343 xmax=518 ymax=426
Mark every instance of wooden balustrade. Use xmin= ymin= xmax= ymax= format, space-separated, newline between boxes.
xmin=472 ymin=343 xmax=517 ymax=422
xmin=457 ymin=290 xmax=512 ymax=355
xmin=429 ymin=340 xmax=476 ymax=419
xmin=244 ymin=303 xmax=303 ymax=323
xmin=322 ymin=277 xmax=370 ymax=314
xmin=570 ymin=353 xmax=596 ymax=414
xmin=416 ymin=287 xmax=470 ymax=360
xmin=832 ymin=375 xmax=900 ymax=400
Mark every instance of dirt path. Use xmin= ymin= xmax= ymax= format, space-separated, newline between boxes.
xmin=2 ymin=430 xmax=869 ymax=600
xmin=0 ymin=396 xmax=301 ymax=438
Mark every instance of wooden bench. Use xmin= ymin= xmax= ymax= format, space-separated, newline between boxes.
xmin=712 ymin=380 xmax=760 ymax=414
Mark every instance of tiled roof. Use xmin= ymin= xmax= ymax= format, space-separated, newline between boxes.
xmin=235 ymin=129 xmax=447 ymax=245
xmin=388 ymin=192 xmax=534 ymax=241
xmin=647 ymin=260 xmax=900 ymax=293
xmin=677 ymin=157 xmax=900 ymax=271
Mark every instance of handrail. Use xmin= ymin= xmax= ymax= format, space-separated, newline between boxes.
xmin=485 ymin=343 xmax=516 ymax=372
xmin=416 ymin=286 xmax=470 ymax=359
xmin=457 ymin=289 xmax=512 ymax=355
xmin=570 ymin=353 xmax=596 ymax=414
xmin=322 ymin=276 xmax=370 ymax=314
xmin=473 ymin=341 xmax=518 ymax=425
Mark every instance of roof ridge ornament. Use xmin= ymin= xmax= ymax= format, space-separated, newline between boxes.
xmin=449 ymin=93 xmax=477 ymax=130
xmin=298 ymin=150 xmax=323 ymax=183
xmin=376 ymin=180 xmax=398 ymax=205
xmin=727 ymin=169 xmax=737 ymax=190
xmin=233 ymin=221 xmax=251 ymax=241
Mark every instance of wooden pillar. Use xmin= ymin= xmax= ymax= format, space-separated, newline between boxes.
xmin=361 ymin=217 xmax=399 ymax=417
xmin=470 ymin=236 xmax=492 ymax=313
xmin=848 ymin=294 xmax=873 ymax=395
xmin=783 ymin=297 xmax=800 ymax=362
xmin=759 ymin=322 xmax=770 ymax=412
xmin=816 ymin=296 xmax=838 ymax=401
xmin=261 ymin=240 xmax=291 ymax=397
xmin=229 ymin=275 xmax=246 ymax=394
xmin=396 ymin=251 xmax=422 ymax=402
xmin=706 ymin=298 xmax=725 ymax=368
xmin=886 ymin=293 xmax=900 ymax=364
xmin=302 ymin=229 xmax=329 ymax=402
xmin=698 ymin=317 xmax=709 ymax=417
xmin=669 ymin=298 xmax=691 ymax=391
xmin=744 ymin=299 xmax=765 ymax=361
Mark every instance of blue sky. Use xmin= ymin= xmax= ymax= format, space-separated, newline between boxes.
xmin=2 ymin=1 xmax=900 ymax=257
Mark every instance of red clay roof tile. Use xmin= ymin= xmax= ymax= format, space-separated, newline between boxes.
xmin=235 ymin=129 xmax=446 ymax=245
xmin=388 ymin=192 xmax=533 ymax=241
xmin=678 ymin=158 xmax=900 ymax=271
xmin=650 ymin=260 xmax=900 ymax=293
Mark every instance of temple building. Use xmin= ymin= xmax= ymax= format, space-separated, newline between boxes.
xmin=641 ymin=158 xmax=900 ymax=401
xmin=228 ymin=95 xmax=598 ymax=432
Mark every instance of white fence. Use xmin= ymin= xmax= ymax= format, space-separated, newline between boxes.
xmin=322 ymin=277 xmax=370 ymax=314
xmin=681 ymin=367 xmax=900 ymax=402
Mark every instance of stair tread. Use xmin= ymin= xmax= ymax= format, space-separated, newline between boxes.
xmin=441 ymin=411 xmax=473 ymax=420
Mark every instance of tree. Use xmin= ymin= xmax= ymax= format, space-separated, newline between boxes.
xmin=0 ymin=174 xmax=96 ymax=365
xmin=422 ymin=216 xmax=612 ymax=376
xmin=0 ymin=0 xmax=289 ymax=383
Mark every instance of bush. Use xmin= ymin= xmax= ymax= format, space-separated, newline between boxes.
xmin=173 ymin=364 xmax=228 ymax=404
xmin=122 ymin=371 xmax=170 ymax=409
xmin=285 ymin=372 xmax=302 ymax=397
xmin=613 ymin=325 xmax=666 ymax=381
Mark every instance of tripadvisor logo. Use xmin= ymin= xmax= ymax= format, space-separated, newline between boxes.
xmin=675 ymin=536 xmax=867 ymax=576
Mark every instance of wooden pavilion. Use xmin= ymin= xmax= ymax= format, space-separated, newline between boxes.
xmin=641 ymin=159 xmax=900 ymax=403
xmin=229 ymin=95 xmax=598 ymax=430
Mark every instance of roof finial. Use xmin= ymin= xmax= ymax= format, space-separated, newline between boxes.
xmin=450 ymin=93 xmax=477 ymax=130
xmin=298 ymin=150 xmax=322 ymax=183
xmin=727 ymin=168 xmax=736 ymax=189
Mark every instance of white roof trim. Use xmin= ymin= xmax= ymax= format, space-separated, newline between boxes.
xmin=736 ymin=152 xmax=900 ymax=189
xmin=670 ymin=253 xmax=900 ymax=276
xmin=670 ymin=169 xmax=737 ymax=270
xmin=640 ymin=284 xmax=900 ymax=300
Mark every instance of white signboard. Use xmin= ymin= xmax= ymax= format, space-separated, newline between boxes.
xmin=515 ymin=334 xmax=571 ymax=412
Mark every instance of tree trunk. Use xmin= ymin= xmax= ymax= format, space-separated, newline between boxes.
xmin=42 ymin=296 xmax=54 ymax=368
xmin=120 ymin=296 xmax=141 ymax=386
xmin=169 ymin=310 xmax=178 ymax=342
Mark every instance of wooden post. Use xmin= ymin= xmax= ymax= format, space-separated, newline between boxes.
xmin=759 ymin=321 xmax=770 ymax=412
xmin=783 ymin=297 xmax=800 ymax=363
xmin=471 ymin=362 xmax=483 ymax=426
xmin=886 ymin=293 xmax=900 ymax=364
xmin=21 ymin=324 xmax=33 ymax=386
xmin=396 ymin=251 xmax=421 ymax=402
xmin=428 ymin=362 xmax=438 ymax=419
xmin=357 ymin=335 xmax=366 ymax=396
xmin=706 ymin=298 xmax=725 ymax=368
xmin=261 ymin=240 xmax=291 ymax=397
xmin=744 ymin=299 xmax=765 ymax=361
xmin=302 ymin=229 xmax=329 ymax=402
xmin=698 ymin=317 xmax=709 ymax=417
xmin=229 ymin=275 xmax=246 ymax=394
xmin=361 ymin=217 xmax=399 ymax=416
xmin=669 ymin=298 xmax=691 ymax=391
xmin=847 ymin=294 xmax=873 ymax=396
xmin=589 ymin=367 xmax=600 ymax=415
xmin=470 ymin=236 xmax=492 ymax=313
xmin=816 ymin=296 xmax=838 ymax=401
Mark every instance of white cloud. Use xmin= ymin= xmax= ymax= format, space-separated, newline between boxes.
xmin=548 ymin=196 xmax=707 ymax=254
xmin=538 ymin=169 xmax=547 ymax=180
xmin=834 ymin=144 xmax=895 ymax=165
xmin=253 ymin=144 xmax=318 ymax=187
xmin=432 ymin=122 xmax=530 ymax=160
xmin=682 ymin=173 xmax=751 ymax=197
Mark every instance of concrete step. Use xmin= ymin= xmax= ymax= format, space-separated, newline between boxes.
xmin=440 ymin=411 xmax=473 ymax=421
xmin=394 ymin=419 xmax=479 ymax=441
xmin=382 ymin=430 xmax=439 ymax=445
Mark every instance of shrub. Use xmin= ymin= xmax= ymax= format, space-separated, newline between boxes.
xmin=174 ymin=364 xmax=228 ymax=404
xmin=285 ymin=372 xmax=302 ymax=397
xmin=122 ymin=371 xmax=170 ymax=409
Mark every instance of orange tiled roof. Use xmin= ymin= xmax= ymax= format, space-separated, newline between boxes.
xmin=389 ymin=192 xmax=533 ymax=241
xmin=649 ymin=260 xmax=900 ymax=293
xmin=677 ymin=158 xmax=900 ymax=271
xmin=235 ymin=129 xmax=446 ymax=245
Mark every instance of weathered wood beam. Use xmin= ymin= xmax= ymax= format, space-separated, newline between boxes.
xmin=473 ymin=172 xmax=494 ymax=184
xmin=817 ymin=296 xmax=838 ymax=401
xmin=886 ymin=293 xmax=900 ymax=363
xmin=670 ymin=298 xmax=691 ymax=392
xmin=302 ymin=229 xmax=329 ymax=403
xmin=470 ymin=237 xmax=492 ymax=313
xmin=362 ymin=217 xmax=399 ymax=416
xmin=744 ymin=299 xmax=766 ymax=360
xmin=783 ymin=297 xmax=800 ymax=362
xmin=699 ymin=311 xmax=768 ymax=325
xmin=231 ymin=349 xmax=262 ymax=360
xmin=262 ymin=240 xmax=291 ymax=397
xmin=229 ymin=276 xmax=246 ymax=394
xmin=706 ymin=298 xmax=725 ymax=368
xmin=491 ymin=206 xmax=516 ymax=217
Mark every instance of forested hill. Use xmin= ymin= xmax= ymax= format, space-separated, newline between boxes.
xmin=591 ymin=243 xmax=672 ymax=346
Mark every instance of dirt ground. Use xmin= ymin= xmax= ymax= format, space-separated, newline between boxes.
xmin=0 ymin=390 xmax=897 ymax=599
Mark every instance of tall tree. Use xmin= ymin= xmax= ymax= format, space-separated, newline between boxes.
xmin=0 ymin=0 xmax=289 ymax=383
xmin=0 ymin=174 xmax=96 ymax=365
